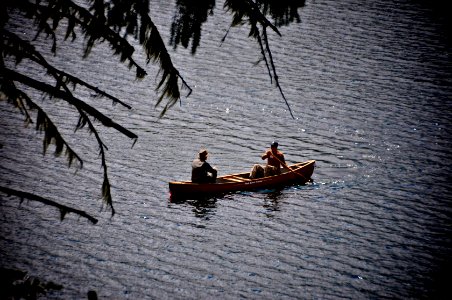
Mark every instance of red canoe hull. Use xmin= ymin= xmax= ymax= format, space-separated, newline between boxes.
xmin=169 ymin=160 xmax=315 ymax=199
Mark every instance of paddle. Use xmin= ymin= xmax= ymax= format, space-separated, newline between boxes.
xmin=269 ymin=151 xmax=311 ymax=182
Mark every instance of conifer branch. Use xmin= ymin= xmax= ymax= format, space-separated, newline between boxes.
xmin=44 ymin=60 xmax=115 ymax=215
xmin=1 ymin=68 xmax=84 ymax=168
xmin=0 ymin=186 xmax=98 ymax=224
xmin=75 ymin=108 xmax=115 ymax=216
xmin=17 ymin=0 xmax=147 ymax=77
xmin=24 ymin=0 xmax=191 ymax=114
xmin=224 ymin=0 xmax=294 ymax=118
xmin=224 ymin=0 xmax=282 ymax=36
xmin=26 ymin=92 xmax=84 ymax=168
xmin=3 ymin=66 xmax=121 ymax=214
xmin=16 ymin=96 xmax=34 ymax=125
xmin=251 ymin=23 xmax=273 ymax=83
xmin=261 ymin=27 xmax=294 ymax=118
xmin=139 ymin=13 xmax=192 ymax=115
xmin=0 ymin=73 xmax=34 ymax=124
xmin=2 ymin=30 xmax=132 ymax=109
xmin=3 ymin=68 xmax=138 ymax=139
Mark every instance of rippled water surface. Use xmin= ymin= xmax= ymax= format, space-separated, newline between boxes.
xmin=1 ymin=0 xmax=451 ymax=299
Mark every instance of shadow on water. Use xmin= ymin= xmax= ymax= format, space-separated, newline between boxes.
xmin=169 ymin=193 xmax=221 ymax=219
xmin=170 ymin=190 xmax=283 ymax=219
xmin=262 ymin=189 xmax=283 ymax=216
xmin=187 ymin=197 xmax=218 ymax=219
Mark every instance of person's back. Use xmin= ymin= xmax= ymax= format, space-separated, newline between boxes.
xmin=191 ymin=158 xmax=210 ymax=183
xmin=191 ymin=149 xmax=217 ymax=183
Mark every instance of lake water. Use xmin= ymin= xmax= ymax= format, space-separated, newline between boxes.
xmin=1 ymin=0 xmax=451 ymax=299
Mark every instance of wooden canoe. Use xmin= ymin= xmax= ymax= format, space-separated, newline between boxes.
xmin=169 ymin=160 xmax=315 ymax=199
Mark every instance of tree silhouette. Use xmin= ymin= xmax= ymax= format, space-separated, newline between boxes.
xmin=170 ymin=0 xmax=216 ymax=54
xmin=0 ymin=0 xmax=306 ymax=222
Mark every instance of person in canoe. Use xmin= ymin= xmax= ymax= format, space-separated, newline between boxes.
xmin=250 ymin=141 xmax=286 ymax=179
xmin=191 ymin=148 xmax=218 ymax=183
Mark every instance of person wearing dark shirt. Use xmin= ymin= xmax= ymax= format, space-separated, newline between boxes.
xmin=250 ymin=141 xmax=285 ymax=178
xmin=191 ymin=149 xmax=217 ymax=183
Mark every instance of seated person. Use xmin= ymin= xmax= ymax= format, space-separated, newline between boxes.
xmin=250 ymin=141 xmax=285 ymax=179
xmin=191 ymin=148 xmax=217 ymax=183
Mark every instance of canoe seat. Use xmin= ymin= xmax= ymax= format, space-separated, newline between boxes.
xmin=224 ymin=175 xmax=251 ymax=182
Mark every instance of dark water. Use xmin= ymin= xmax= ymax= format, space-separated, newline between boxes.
xmin=1 ymin=0 xmax=451 ymax=299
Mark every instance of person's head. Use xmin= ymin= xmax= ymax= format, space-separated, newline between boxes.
xmin=199 ymin=149 xmax=209 ymax=161
xmin=271 ymin=141 xmax=278 ymax=152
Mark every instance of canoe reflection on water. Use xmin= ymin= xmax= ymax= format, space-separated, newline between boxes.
xmin=170 ymin=187 xmax=290 ymax=220
xmin=169 ymin=160 xmax=315 ymax=201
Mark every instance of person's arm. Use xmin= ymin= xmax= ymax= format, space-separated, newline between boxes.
xmin=261 ymin=150 xmax=271 ymax=160
xmin=204 ymin=162 xmax=217 ymax=175
xmin=280 ymin=153 xmax=286 ymax=164
xmin=277 ymin=152 xmax=289 ymax=171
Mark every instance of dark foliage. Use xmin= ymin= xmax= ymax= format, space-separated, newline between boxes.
xmin=0 ymin=267 xmax=63 ymax=299
xmin=170 ymin=0 xmax=216 ymax=54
